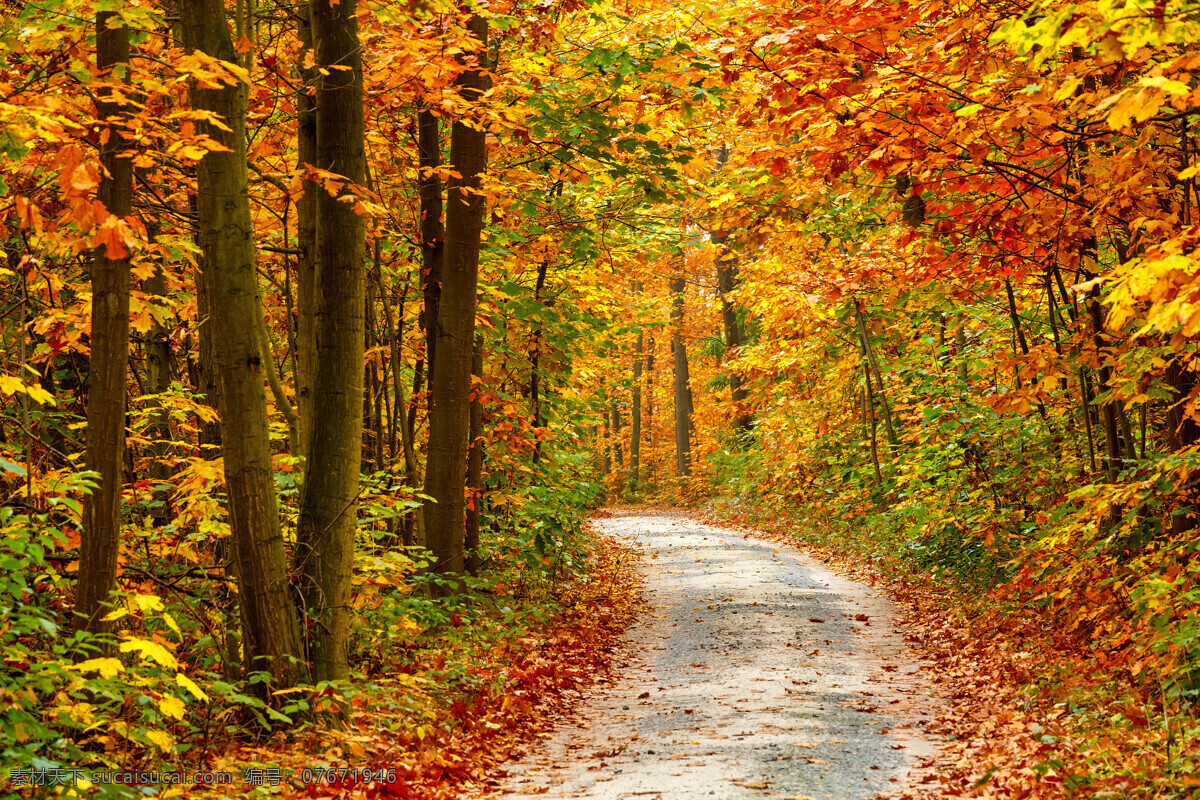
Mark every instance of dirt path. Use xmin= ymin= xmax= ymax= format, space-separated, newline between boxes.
xmin=484 ymin=511 xmax=942 ymax=799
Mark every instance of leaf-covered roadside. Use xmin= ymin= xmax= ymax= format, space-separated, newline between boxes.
xmin=1 ymin=529 xmax=640 ymax=800
xmin=214 ymin=529 xmax=640 ymax=800
xmin=701 ymin=499 xmax=1200 ymax=798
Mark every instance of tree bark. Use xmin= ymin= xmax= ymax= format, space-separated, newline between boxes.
xmin=465 ymin=334 xmax=484 ymax=576
xmin=423 ymin=13 xmax=489 ymax=589
xmin=856 ymin=308 xmax=898 ymax=447
xmin=178 ymin=0 xmax=306 ymax=690
xmin=294 ymin=0 xmax=317 ymax=460
xmin=295 ymin=0 xmax=368 ymax=681
xmin=377 ymin=261 xmax=425 ymax=548
xmin=419 ymin=108 xmax=444 ymax=397
xmin=143 ymin=261 xmax=173 ymax=526
xmin=529 ymin=256 xmax=550 ymax=465
xmin=76 ymin=10 xmax=134 ymax=639
xmin=630 ymin=325 xmax=643 ymax=492
xmin=713 ymin=236 xmax=751 ymax=435
xmin=670 ymin=273 xmax=695 ymax=481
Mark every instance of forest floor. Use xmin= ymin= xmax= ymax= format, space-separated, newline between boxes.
xmin=480 ymin=510 xmax=943 ymax=799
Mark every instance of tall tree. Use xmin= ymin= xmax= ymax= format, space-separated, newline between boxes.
xmin=294 ymin=0 xmax=368 ymax=681
xmin=293 ymin=0 xmax=317 ymax=458
xmin=465 ymin=334 xmax=484 ymax=576
xmin=423 ymin=12 xmax=489 ymax=589
xmin=712 ymin=146 xmax=751 ymax=436
xmin=670 ymin=272 xmax=695 ymax=481
xmin=630 ymin=325 xmax=644 ymax=491
xmin=75 ymin=9 xmax=133 ymax=639
xmin=178 ymin=0 xmax=306 ymax=691
xmin=419 ymin=106 xmax=445 ymax=397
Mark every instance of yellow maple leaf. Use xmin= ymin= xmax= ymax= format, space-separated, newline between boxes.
xmin=73 ymin=658 xmax=125 ymax=679
xmin=119 ymin=637 xmax=179 ymax=669
xmin=145 ymin=730 xmax=173 ymax=752
xmin=176 ymin=674 xmax=209 ymax=702
xmin=157 ymin=695 xmax=186 ymax=720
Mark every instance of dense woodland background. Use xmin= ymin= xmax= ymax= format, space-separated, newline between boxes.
xmin=2 ymin=0 xmax=1200 ymax=795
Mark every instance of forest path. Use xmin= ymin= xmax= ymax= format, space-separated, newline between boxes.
xmin=484 ymin=510 xmax=941 ymax=799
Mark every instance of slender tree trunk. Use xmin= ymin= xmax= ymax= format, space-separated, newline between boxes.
xmin=601 ymin=414 xmax=612 ymax=476
xmin=424 ymin=13 xmax=488 ymax=588
xmin=143 ymin=262 xmax=173 ymax=526
xmin=863 ymin=364 xmax=882 ymax=485
xmin=954 ymin=325 xmax=969 ymax=388
xmin=419 ymin=108 xmax=444 ymax=397
xmin=611 ymin=400 xmax=624 ymax=467
xmin=1003 ymin=278 xmax=1050 ymax=422
xmin=713 ymin=236 xmax=751 ymax=435
xmin=294 ymin=0 xmax=317 ymax=460
xmin=530 ymin=256 xmax=550 ymax=464
xmin=1086 ymin=276 xmax=1122 ymax=482
xmin=630 ymin=326 xmax=643 ymax=492
xmin=856 ymin=308 xmax=897 ymax=446
xmin=1165 ymin=357 xmax=1199 ymax=533
xmin=712 ymin=143 xmax=750 ymax=435
xmin=76 ymin=10 xmax=133 ymax=639
xmin=670 ymin=274 xmax=695 ymax=481
xmin=178 ymin=0 xmax=306 ymax=690
xmin=465 ymin=334 xmax=484 ymax=576
xmin=295 ymin=0 xmax=367 ymax=682
xmin=377 ymin=262 xmax=425 ymax=548
xmin=645 ymin=337 xmax=654 ymax=446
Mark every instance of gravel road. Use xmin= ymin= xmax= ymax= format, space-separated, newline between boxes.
xmin=484 ymin=511 xmax=941 ymax=799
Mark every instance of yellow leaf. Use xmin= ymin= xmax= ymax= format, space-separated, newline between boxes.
xmin=73 ymin=658 xmax=125 ymax=679
xmin=133 ymin=594 xmax=164 ymax=613
xmin=145 ymin=729 xmax=173 ymax=752
xmin=157 ymin=695 xmax=186 ymax=720
xmin=25 ymin=384 xmax=55 ymax=405
xmin=1140 ymin=75 xmax=1190 ymax=96
xmin=0 ymin=374 xmax=56 ymax=406
xmin=119 ymin=637 xmax=178 ymax=669
xmin=101 ymin=607 xmax=129 ymax=622
xmin=55 ymin=701 xmax=96 ymax=724
xmin=176 ymin=674 xmax=209 ymax=702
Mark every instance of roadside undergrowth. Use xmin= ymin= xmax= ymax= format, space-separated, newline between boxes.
xmin=197 ymin=528 xmax=642 ymax=800
xmin=701 ymin=496 xmax=1200 ymax=799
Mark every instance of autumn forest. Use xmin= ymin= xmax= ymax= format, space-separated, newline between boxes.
xmin=1 ymin=0 xmax=1199 ymax=796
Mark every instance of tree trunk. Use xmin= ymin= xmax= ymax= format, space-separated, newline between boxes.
xmin=1086 ymin=277 xmax=1122 ymax=482
xmin=713 ymin=236 xmax=751 ymax=435
xmin=670 ymin=274 xmax=695 ymax=481
xmin=863 ymin=366 xmax=882 ymax=485
xmin=611 ymin=400 xmax=624 ymax=468
xmin=423 ymin=13 xmax=489 ymax=589
xmin=294 ymin=0 xmax=317 ymax=460
xmin=856 ymin=308 xmax=898 ymax=446
xmin=295 ymin=0 xmax=368 ymax=682
xmin=178 ymin=0 xmax=306 ymax=690
xmin=630 ymin=326 xmax=643 ymax=492
xmin=1165 ymin=356 xmax=1199 ymax=533
xmin=377 ymin=261 xmax=425 ymax=548
xmin=465 ymin=334 xmax=484 ymax=576
xmin=143 ymin=262 xmax=173 ymax=526
xmin=76 ymin=10 xmax=133 ymax=639
xmin=645 ymin=337 xmax=654 ymax=446
xmin=419 ymin=108 xmax=444 ymax=397
xmin=529 ymin=256 xmax=550 ymax=464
